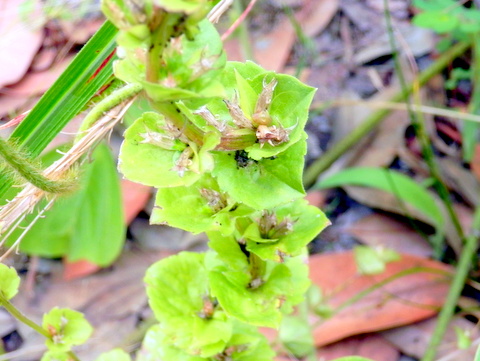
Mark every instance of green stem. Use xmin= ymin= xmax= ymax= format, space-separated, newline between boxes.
xmin=233 ymin=0 xmax=255 ymax=61
xmin=303 ymin=40 xmax=471 ymax=188
xmin=0 ymin=294 xmax=84 ymax=360
xmin=0 ymin=294 xmax=50 ymax=338
xmin=463 ymin=34 xmax=480 ymax=162
xmin=75 ymin=83 xmax=143 ymax=142
xmin=421 ymin=227 xmax=479 ymax=361
xmin=383 ymin=0 xmax=464 ymax=249
xmin=0 ymin=138 xmax=76 ymax=194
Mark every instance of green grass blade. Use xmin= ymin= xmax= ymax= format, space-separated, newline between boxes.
xmin=315 ymin=167 xmax=444 ymax=231
xmin=0 ymin=20 xmax=118 ymax=199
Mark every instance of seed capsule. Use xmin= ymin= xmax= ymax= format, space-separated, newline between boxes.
xmin=255 ymin=124 xmax=289 ymax=147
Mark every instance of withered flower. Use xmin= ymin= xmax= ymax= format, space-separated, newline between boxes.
xmin=255 ymin=124 xmax=289 ymax=147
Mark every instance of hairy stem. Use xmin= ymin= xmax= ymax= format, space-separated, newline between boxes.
xmin=0 ymin=138 xmax=76 ymax=194
xmin=75 ymin=83 xmax=143 ymax=142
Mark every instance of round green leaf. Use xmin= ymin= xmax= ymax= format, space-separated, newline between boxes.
xmin=137 ymin=325 xmax=205 ymax=361
xmin=119 ymin=111 xmax=190 ymax=186
xmin=0 ymin=264 xmax=20 ymax=300
xmin=151 ymin=175 xmax=253 ymax=234
xmin=209 ymin=255 xmax=310 ymax=328
xmin=244 ymin=199 xmax=330 ymax=262
xmin=145 ymin=252 xmax=232 ymax=356
xmin=42 ymin=308 xmax=93 ymax=352
xmin=212 ymin=138 xmax=306 ymax=210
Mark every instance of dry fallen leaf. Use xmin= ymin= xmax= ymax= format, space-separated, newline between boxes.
xmin=297 ymin=0 xmax=339 ymax=37
xmin=381 ymin=316 xmax=480 ymax=360
xmin=309 ymin=251 xmax=452 ymax=346
xmin=0 ymin=0 xmax=44 ymax=88
xmin=223 ymin=17 xmax=296 ymax=72
xmin=346 ymin=213 xmax=433 ymax=258
xmin=5 ymin=56 xmax=72 ymax=97
xmin=316 ymin=333 xmax=399 ymax=361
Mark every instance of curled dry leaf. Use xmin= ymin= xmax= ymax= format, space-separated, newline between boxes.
xmin=309 ymin=251 xmax=452 ymax=346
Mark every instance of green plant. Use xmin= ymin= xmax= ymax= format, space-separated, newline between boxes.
xmin=0 ymin=1 xmax=377 ymax=360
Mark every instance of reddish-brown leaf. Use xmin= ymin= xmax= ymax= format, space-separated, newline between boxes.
xmin=121 ymin=179 xmax=152 ymax=225
xmin=309 ymin=251 xmax=452 ymax=346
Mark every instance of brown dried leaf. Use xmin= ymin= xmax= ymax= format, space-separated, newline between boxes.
xmin=316 ymin=334 xmax=399 ymax=361
xmin=297 ymin=0 xmax=339 ymax=37
xmin=346 ymin=213 xmax=433 ymax=258
xmin=309 ymin=251 xmax=452 ymax=346
xmin=381 ymin=317 xmax=480 ymax=359
xmin=223 ymin=17 xmax=296 ymax=72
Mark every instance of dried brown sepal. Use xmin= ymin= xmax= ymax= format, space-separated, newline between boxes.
xmin=199 ymin=188 xmax=227 ymax=212
xmin=255 ymin=124 xmax=289 ymax=147
xmin=139 ymin=127 xmax=176 ymax=149
xmin=223 ymin=96 xmax=254 ymax=130
xmin=171 ymin=146 xmax=194 ymax=177
xmin=194 ymin=106 xmax=226 ymax=131
xmin=255 ymin=78 xmax=277 ymax=113
xmin=258 ymin=210 xmax=295 ymax=239
xmin=252 ymin=78 xmax=277 ymax=126
xmin=214 ymin=345 xmax=249 ymax=361
xmin=197 ymin=296 xmax=218 ymax=319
